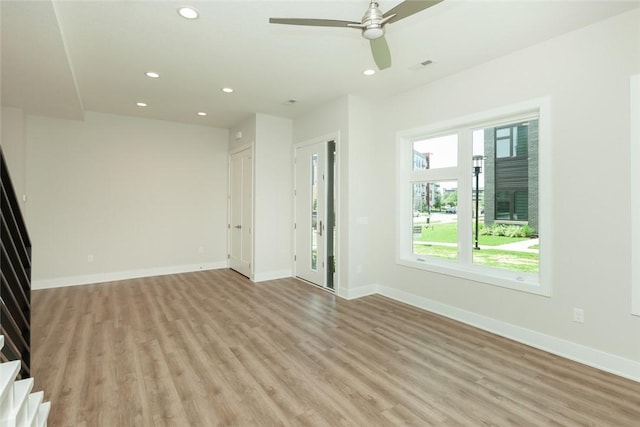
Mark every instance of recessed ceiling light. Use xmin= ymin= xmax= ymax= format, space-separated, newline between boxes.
xmin=145 ymin=71 xmax=160 ymax=79
xmin=178 ymin=7 xmax=199 ymax=20
xmin=221 ymin=87 xmax=234 ymax=94
xmin=197 ymin=112 xmax=207 ymax=116
xmin=136 ymin=102 xmax=147 ymax=107
xmin=363 ymin=69 xmax=376 ymax=76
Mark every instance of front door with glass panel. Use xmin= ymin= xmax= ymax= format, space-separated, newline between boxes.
xmin=295 ymin=140 xmax=336 ymax=289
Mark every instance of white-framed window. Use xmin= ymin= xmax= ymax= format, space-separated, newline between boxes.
xmin=397 ymin=98 xmax=552 ymax=296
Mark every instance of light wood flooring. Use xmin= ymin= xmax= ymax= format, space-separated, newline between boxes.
xmin=31 ymin=269 xmax=640 ymax=426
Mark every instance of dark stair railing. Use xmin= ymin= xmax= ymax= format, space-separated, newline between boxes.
xmin=0 ymin=145 xmax=32 ymax=379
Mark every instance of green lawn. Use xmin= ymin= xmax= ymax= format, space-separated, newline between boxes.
xmin=413 ymin=221 xmax=539 ymax=273
xmin=416 ymin=222 xmax=530 ymax=246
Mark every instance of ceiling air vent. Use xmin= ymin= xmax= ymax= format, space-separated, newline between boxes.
xmin=409 ymin=59 xmax=434 ymax=71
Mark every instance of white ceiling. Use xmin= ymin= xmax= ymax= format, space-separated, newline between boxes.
xmin=2 ymin=0 xmax=638 ymax=129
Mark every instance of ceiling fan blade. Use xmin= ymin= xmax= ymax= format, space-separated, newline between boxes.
xmin=370 ymin=36 xmax=391 ymax=70
xmin=383 ymin=0 xmax=443 ymax=24
xmin=269 ymin=18 xmax=360 ymax=28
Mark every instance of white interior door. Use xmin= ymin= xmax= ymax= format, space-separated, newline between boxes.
xmin=229 ymin=148 xmax=252 ymax=277
xmin=295 ymin=140 xmax=336 ymax=288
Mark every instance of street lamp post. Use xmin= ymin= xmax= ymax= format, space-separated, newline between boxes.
xmin=473 ymin=155 xmax=484 ymax=250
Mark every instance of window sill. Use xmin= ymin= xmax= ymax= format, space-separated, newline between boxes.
xmin=397 ymin=256 xmax=551 ymax=297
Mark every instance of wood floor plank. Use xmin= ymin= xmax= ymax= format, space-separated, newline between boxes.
xmin=31 ymin=269 xmax=640 ymax=426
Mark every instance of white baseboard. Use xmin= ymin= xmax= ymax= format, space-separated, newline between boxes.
xmin=31 ymin=261 xmax=228 ymax=290
xmin=344 ymin=283 xmax=380 ymax=300
xmin=342 ymin=283 xmax=640 ymax=383
xmin=253 ymin=269 xmax=293 ymax=282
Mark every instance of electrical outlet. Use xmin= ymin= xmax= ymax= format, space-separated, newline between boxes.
xmin=573 ymin=308 xmax=584 ymax=323
xmin=87 ymin=254 xmax=95 ymax=263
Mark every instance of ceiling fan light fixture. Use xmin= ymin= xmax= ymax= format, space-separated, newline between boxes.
xmin=362 ymin=26 xmax=384 ymax=40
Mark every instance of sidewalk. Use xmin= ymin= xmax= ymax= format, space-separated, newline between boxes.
xmin=415 ymin=238 xmax=539 ymax=253
xmin=495 ymin=238 xmax=539 ymax=253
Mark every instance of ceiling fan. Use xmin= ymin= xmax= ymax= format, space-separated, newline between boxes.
xmin=269 ymin=0 xmax=443 ymax=71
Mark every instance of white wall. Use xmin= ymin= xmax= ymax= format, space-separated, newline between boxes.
xmin=632 ymin=73 xmax=640 ymax=316
xmin=253 ymin=114 xmax=293 ymax=281
xmin=229 ymin=115 xmax=256 ymax=152
xmin=345 ymin=95 xmax=378 ymax=293
xmin=1 ymin=106 xmax=27 ymax=215
xmin=357 ymin=9 xmax=640 ymax=377
xmin=26 ymin=111 xmax=229 ymax=288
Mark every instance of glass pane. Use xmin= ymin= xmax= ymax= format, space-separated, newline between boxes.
xmin=471 ymin=140 xmax=485 ymax=250
xmin=311 ymin=154 xmax=318 ymax=271
xmin=412 ymin=181 xmax=458 ymax=261
xmin=472 ymin=120 xmax=539 ymax=273
xmin=514 ymin=191 xmax=528 ymax=221
xmin=496 ymin=128 xmax=510 ymax=138
xmin=472 ymin=130 xmax=486 ymax=218
xmin=496 ymin=192 xmax=512 ymax=220
xmin=412 ymin=134 xmax=458 ymax=170
xmin=326 ymin=141 xmax=336 ymax=289
xmin=496 ymin=138 xmax=511 ymax=158
xmin=515 ymin=124 xmax=529 ymax=157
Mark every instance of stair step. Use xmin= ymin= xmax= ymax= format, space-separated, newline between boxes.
xmin=10 ymin=378 xmax=34 ymax=426
xmin=26 ymin=391 xmax=43 ymax=427
xmin=37 ymin=402 xmax=51 ymax=427
xmin=0 ymin=338 xmax=49 ymax=427
xmin=0 ymin=360 xmax=22 ymax=417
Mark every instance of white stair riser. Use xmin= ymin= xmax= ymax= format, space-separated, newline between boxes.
xmin=0 ymin=337 xmax=50 ymax=427
xmin=0 ymin=360 xmax=22 ymax=420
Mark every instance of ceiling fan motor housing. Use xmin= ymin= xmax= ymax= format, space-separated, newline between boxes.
xmin=361 ymin=1 xmax=385 ymax=39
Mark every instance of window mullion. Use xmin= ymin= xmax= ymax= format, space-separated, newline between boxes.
xmin=409 ymin=167 xmax=458 ymax=182
xmin=458 ymin=129 xmax=473 ymax=265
